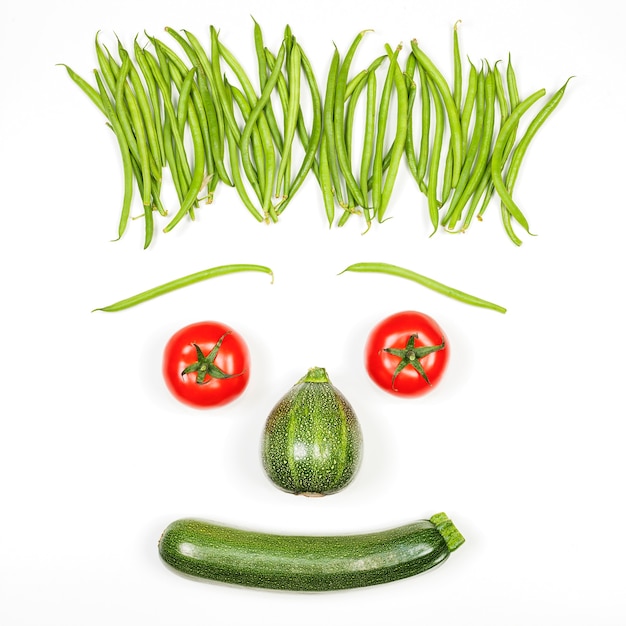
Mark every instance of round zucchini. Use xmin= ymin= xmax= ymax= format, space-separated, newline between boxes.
xmin=158 ymin=512 xmax=464 ymax=591
xmin=261 ymin=366 xmax=362 ymax=496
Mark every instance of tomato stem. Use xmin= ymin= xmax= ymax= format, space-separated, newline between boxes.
xmin=384 ymin=334 xmax=446 ymax=390
xmin=181 ymin=332 xmax=245 ymax=384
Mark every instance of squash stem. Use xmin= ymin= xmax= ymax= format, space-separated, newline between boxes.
xmin=430 ymin=512 xmax=465 ymax=552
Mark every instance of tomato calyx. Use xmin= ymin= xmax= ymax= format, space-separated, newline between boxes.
xmin=383 ymin=334 xmax=446 ymax=390
xmin=181 ymin=331 xmax=244 ymax=385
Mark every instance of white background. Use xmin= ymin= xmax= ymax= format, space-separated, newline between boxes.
xmin=1 ymin=0 xmax=625 ymax=624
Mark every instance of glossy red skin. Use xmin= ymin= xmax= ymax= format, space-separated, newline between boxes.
xmin=365 ymin=311 xmax=449 ymax=397
xmin=163 ymin=321 xmax=250 ymax=408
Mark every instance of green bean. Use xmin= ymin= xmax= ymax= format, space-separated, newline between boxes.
xmin=460 ymin=159 xmax=493 ymax=231
xmin=105 ymin=50 xmax=163 ymax=184
xmin=94 ymin=264 xmax=274 ymax=312
xmin=115 ymin=51 xmax=154 ymax=247
xmin=426 ymin=73 xmax=444 ymax=234
xmin=93 ymin=69 xmax=134 ymax=240
xmin=238 ymin=42 xmax=287 ymax=218
xmin=404 ymin=54 xmax=419 ymax=183
xmin=264 ymin=43 xmax=297 ymax=203
xmin=143 ymin=50 xmax=193 ymax=188
xmin=217 ymin=36 xmax=261 ymax=108
xmin=440 ymin=20 xmax=464 ymax=206
xmin=441 ymin=64 xmax=485 ymax=227
xmin=506 ymin=54 xmax=520 ymax=109
xmin=218 ymin=36 xmax=277 ymax=220
xmin=222 ymin=83 xmax=265 ymax=222
xmin=133 ymin=41 xmax=167 ymax=168
xmin=452 ymin=21 xmax=463 ymax=111
xmin=229 ymin=81 xmax=265 ymax=204
xmin=505 ymin=77 xmax=573 ymax=198
xmin=334 ymin=31 xmax=370 ymax=209
xmin=150 ymin=33 xmax=171 ymax=85
xmin=238 ymin=38 xmax=286 ymax=202
xmin=163 ymin=90 xmax=207 ymax=232
xmin=252 ymin=23 xmax=285 ymax=154
xmin=182 ymin=30 xmax=232 ymax=187
xmin=323 ymin=48 xmax=345 ymax=208
xmin=446 ymin=64 xmax=496 ymax=229
xmin=377 ymin=44 xmax=408 ymax=223
xmin=318 ymin=134 xmax=336 ymax=227
xmin=500 ymin=77 xmax=572 ymax=243
xmin=162 ymin=28 xmax=219 ymax=192
xmin=371 ymin=45 xmax=399 ymax=216
xmin=95 ymin=41 xmax=143 ymax=169
xmin=360 ymin=67 xmax=378 ymax=223
xmin=264 ymin=47 xmax=289 ymax=151
xmin=94 ymin=32 xmax=118 ymax=92
xmin=59 ymin=64 xmax=107 ymax=115
xmin=118 ymin=40 xmax=162 ymax=176
xmin=190 ymin=79 xmax=218 ymax=201
xmin=209 ymin=26 xmax=241 ymax=142
xmin=275 ymin=38 xmax=301 ymax=199
xmin=475 ymin=55 xmax=521 ymax=227
xmin=440 ymin=140 xmax=454 ymax=207
xmin=471 ymin=61 xmax=515 ymax=225
xmin=230 ymin=81 xmax=266 ymax=206
xmin=415 ymin=60 xmax=431 ymax=194
xmin=252 ymin=17 xmax=269 ymax=88
xmin=276 ymin=42 xmax=323 ymax=216
xmin=490 ymin=88 xmax=546 ymax=235
xmin=460 ymin=59 xmax=478 ymax=146
xmin=410 ymin=39 xmax=463 ymax=186
xmin=493 ymin=61 xmax=508 ymax=120
xmin=166 ymin=62 xmax=195 ymax=194
xmin=175 ymin=66 xmax=196 ymax=134
xmin=339 ymin=262 xmax=506 ymax=313
xmin=343 ymin=71 xmax=368 ymax=211
xmin=345 ymin=69 xmax=367 ymax=99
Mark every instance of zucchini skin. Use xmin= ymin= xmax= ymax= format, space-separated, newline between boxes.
xmin=261 ymin=367 xmax=363 ymax=496
xmin=158 ymin=513 xmax=464 ymax=591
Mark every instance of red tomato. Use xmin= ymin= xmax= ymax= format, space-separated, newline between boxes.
xmin=365 ymin=311 xmax=449 ymax=397
xmin=163 ymin=321 xmax=250 ymax=408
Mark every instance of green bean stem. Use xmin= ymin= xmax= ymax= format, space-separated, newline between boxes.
xmin=339 ymin=262 xmax=506 ymax=313
xmin=94 ymin=264 xmax=274 ymax=312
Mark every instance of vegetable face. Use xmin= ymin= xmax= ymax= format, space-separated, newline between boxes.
xmin=158 ymin=512 xmax=464 ymax=591
xmin=163 ymin=321 xmax=250 ymax=408
xmin=365 ymin=311 xmax=449 ymax=396
xmin=261 ymin=367 xmax=362 ymax=496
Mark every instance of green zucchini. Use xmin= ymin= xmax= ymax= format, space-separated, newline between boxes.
xmin=261 ymin=366 xmax=362 ymax=496
xmin=158 ymin=512 xmax=464 ymax=591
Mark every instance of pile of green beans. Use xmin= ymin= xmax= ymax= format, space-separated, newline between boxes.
xmin=404 ymin=22 xmax=572 ymax=244
xmin=61 ymin=22 xmax=321 ymax=247
xmin=317 ymin=31 xmax=408 ymax=231
xmin=61 ymin=22 xmax=570 ymax=247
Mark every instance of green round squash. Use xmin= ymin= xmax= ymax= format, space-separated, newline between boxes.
xmin=261 ymin=366 xmax=363 ymax=496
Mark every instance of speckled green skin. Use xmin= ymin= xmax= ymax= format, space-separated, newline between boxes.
xmin=158 ymin=515 xmax=459 ymax=591
xmin=261 ymin=367 xmax=363 ymax=496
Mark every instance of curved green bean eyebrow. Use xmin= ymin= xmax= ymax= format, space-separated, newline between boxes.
xmin=339 ymin=262 xmax=506 ymax=313
xmin=93 ymin=264 xmax=274 ymax=312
